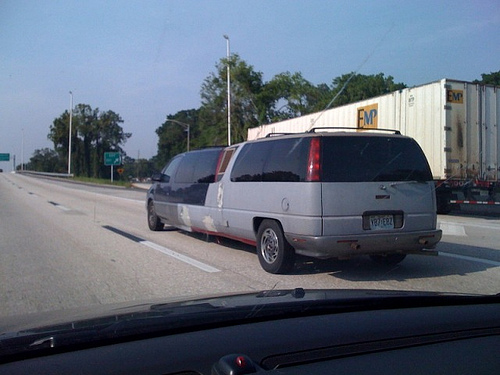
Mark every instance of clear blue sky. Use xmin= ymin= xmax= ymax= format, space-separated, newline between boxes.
xmin=1 ymin=0 xmax=499 ymax=171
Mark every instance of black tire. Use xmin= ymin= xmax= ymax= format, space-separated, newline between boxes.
xmin=436 ymin=190 xmax=452 ymax=214
xmin=147 ymin=200 xmax=164 ymax=231
xmin=369 ymin=253 xmax=407 ymax=266
xmin=256 ymin=220 xmax=295 ymax=274
xmin=436 ymin=197 xmax=452 ymax=214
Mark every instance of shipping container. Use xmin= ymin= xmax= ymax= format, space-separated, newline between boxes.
xmin=247 ymin=79 xmax=500 ymax=213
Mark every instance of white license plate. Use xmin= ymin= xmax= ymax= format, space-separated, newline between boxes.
xmin=369 ymin=215 xmax=394 ymax=230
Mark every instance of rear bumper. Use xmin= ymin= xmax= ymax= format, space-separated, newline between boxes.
xmin=285 ymin=229 xmax=442 ymax=259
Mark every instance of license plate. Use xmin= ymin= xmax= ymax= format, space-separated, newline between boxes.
xmin=369 ymin=215 xmax=394 ymax=230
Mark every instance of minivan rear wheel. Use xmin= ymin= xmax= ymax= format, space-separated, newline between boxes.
xmin=257 ymin=220 xmax=295 ymax=274
xmin=369 ymin=253 xmax=407 ymax=266
xmin=147 ymin=200 xmax=164 ymax=231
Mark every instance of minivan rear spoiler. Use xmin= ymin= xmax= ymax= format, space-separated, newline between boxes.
xmin=264 ymin=132 xmax=295 ymax=138
xmin=307 ymin=127 xmax=401 ymax=135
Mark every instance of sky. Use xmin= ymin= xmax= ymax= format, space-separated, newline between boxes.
xmin=1 ymin=0 xmax=499 ymax=171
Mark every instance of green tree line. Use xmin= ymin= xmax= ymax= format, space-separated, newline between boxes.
xmin=26 ymin=104 xmax=131 ymax=179
xmin=25 ymin=56 xmax=500 ymax=178
xmin=154 ymin=54 xmax=409 ymax=166
xmin=156 ymin=64 xmax=500 ymax=167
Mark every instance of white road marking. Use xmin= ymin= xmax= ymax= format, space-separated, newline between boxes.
xmin=140 ymin=240 xmax=220 ymax=273
xmin=440 ymin=252 xmax=500 ymax=267
xmin=439 ymin=222 xmax=467 ymax=236
xmin=55 ymin=205 xmax=71 ymax=211
xmin=48 ymin=201 xmax=71 ymax=211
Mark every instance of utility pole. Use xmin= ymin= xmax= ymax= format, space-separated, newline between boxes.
xmin=223 ymin=34 xmax=231 ymax=145
xmin=21 ymin=128 xmax=24 ymax=171
xmin=68 ymin=91 xmax=73 ymax=175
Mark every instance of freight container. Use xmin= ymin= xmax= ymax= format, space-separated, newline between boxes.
xmin=247 ymin=79 xmax=500 ymax=213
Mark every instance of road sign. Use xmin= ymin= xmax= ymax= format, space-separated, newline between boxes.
xmin=104 ymin=152 xmax=121 ymax=166
xmin=0 ymin=153 xmax=10 ymax=161
xmin=117 ymin=168 xmax=124 ymax=175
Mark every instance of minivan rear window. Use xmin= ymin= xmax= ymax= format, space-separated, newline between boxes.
xmin=321 ymin=136 xmax=433 ymax=182
xmin=230 ymin=138 xmax=310 ymax=182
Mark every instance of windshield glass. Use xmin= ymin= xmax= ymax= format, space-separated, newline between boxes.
xmin=1 ymin=0 xmax=500 ymax=335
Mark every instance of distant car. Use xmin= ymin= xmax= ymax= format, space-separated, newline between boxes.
xmin=147 ymin=129 xmax=442 ymax=273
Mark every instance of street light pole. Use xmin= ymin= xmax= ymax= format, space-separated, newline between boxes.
xmin=223 ymin=34 xmax=231 ymax=146
xmin=68 ymin=91 xmax=73 ymax=175
xmin=166 ymin=119 xmax=190 ymax=151
xmin=21 ymin=128 xmax=24 ymax=171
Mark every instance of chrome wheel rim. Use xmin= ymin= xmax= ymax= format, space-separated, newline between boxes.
xmin=260 ymin=228 xmax=279 ymax=264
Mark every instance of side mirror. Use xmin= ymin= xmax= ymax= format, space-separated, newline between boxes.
xmin=152 ymin=173 xmax=168 ymax=182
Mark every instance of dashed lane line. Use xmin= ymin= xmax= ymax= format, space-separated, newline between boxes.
xmin=48 ymin=201 xmax=71 ymax=211
xmin=102 ymin=225 xmax=220 ymax=273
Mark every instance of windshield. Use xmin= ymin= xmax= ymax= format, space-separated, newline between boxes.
xmin=1 ymin=0 xmax=500 ymax=337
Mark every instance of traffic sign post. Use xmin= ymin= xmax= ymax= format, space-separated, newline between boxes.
xmin=104 ymin=152 xmax=121 ymax=182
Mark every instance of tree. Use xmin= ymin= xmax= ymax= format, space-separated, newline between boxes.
xmin=48 ymin=104 xmax=131 ymax=178
xmin=93 ymin=109 xmax=131 ymax=178
xmin=155 ymin=54 xmax=413 ymax=162
xmin=26 ymin=148 xmax=64 ymax=172
xmin=155 ymin=109 xmax=199 ymax=168
xmin=320 ymin=73 xmax=407 ymax=109
xmin=473 ymin=70 xmax=500 ymax=86
xmin=265 ymin=72 xmax=331 ymax=121
xmin=199 ymin=54 xmax=269 ymax=145
xmin=122 ymin=155 xmax=156 ymax=181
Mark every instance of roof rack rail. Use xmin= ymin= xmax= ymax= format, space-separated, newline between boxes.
xmin=264 ymin=132 xmax=295 ymax=138
xmin=307 ymin=127 xmax=401 ymax=135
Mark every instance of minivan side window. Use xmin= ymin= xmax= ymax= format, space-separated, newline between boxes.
xmin=216 ymin=147 xmax=237 ymax=182
xmin=175 ymin=150 xmax=220 ymax=184
xmin=161 ymin=155 xmax=183 ymax=183
xmin=321 ymin=136 xmax=433 ymax=182
xmin=230 ymin=138 xmax=310 ymax=182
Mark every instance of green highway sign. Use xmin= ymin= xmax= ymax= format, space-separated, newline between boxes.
xmin=104 ymin=152 xmax=121 ymax=166
xmin=0 ymin=153 xmax=10 ymax=161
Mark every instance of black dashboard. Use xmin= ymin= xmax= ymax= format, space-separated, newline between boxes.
xmin=0 ymin=299 xmax=498 ymax=374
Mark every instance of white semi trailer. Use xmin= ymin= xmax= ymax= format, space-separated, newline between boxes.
xmin=247 ymin=78 xmax=500 ymax=213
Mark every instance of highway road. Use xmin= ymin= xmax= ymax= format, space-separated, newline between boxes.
xmin=1 ymin=173 xmax=500 ymax=318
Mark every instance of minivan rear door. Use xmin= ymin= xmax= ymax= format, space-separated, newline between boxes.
xmin=320 ymin=135 xmax=436 ymax=236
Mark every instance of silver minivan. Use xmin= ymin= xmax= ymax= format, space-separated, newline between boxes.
xmin=147 ymin=129 xmax=442 ymax=274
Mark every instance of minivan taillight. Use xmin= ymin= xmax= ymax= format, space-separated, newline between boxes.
xmin=306 ymin=137 xmax=321 ymax=182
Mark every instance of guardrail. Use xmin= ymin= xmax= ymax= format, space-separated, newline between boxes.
xmin=17 ymin=171 xmax=74 ymax=178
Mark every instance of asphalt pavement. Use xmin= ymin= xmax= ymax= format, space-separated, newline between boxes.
xmin=1 ymin=173 xmax=499 ymax=319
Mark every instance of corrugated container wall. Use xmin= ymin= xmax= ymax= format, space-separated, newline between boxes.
xmin=481 ymin=83 xmax=500 ymax=181
xmin=247 ymin=79 xmax=500 ymax=182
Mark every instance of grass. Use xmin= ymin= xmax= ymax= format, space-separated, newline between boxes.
xmin=72 ymin=176 xmax=132 ymax=188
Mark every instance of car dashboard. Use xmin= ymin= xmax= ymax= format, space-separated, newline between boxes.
xmin=0 ymin=293 xmax=499 ymax=374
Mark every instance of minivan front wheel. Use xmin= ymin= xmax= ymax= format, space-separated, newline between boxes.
xmin=257 ymin=220 xmax=295 ymax=274
xmin=147 ymin=201 xmax=164 ymax=231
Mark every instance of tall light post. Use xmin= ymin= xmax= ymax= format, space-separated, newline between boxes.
xmin=68 ymin=91 xmax=73 ymax=175
xmin=166 ymin=119 xmax=190 ymax=151
xmin=21 ymin=128 xmax=24 ymax=171
xmin=223 ymin=34 xmax=231 ymax=145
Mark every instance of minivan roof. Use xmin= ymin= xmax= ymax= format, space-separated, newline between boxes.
xmin=174 ymin=146 xmax=225 ymax=156
xmin=251 ymin=128 xmax=407 ymax=143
